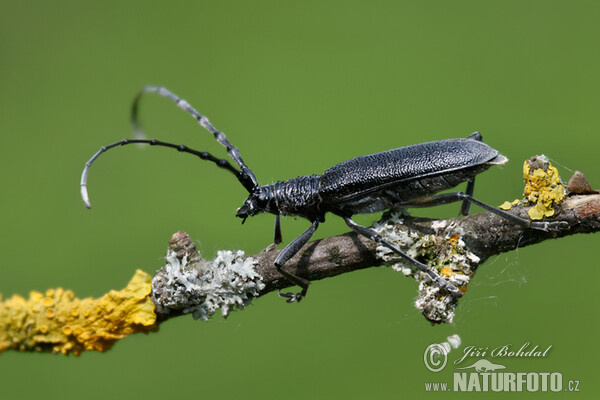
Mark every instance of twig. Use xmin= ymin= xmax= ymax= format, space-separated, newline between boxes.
xmin=152 ymin=191 xmax=599 ymax=324
xmin=2 ymin=161 xmax=598 ymax=355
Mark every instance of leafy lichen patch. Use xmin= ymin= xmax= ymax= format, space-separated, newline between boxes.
xmin=373 ymin=212 xmax=480 ymax=324
xmin=151 ymin=250 xmax=265 ymax=321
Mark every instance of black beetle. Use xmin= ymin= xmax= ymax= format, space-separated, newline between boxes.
xmin=81 ymin=87 xmax=564 ymax=301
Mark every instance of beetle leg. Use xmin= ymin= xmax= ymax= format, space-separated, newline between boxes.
xmin=458 ymin=192 xmax=568 ymax=231
xmin=275 ymin=219 xmax=319 ymax=302
xmin=274 ymin=214 xmax=282 ymax=245
xmin=343 ymin=217 xmax=462 ymax=297
xmin=399 ymin=192 xmax=568 ymax=231
xmin=262 ymin=214 xmax=282 ymax=252
xmin=384 ymin=190 xmax=404 ymax=203
xmin=459 ymin=178 xmax=475 ymax=216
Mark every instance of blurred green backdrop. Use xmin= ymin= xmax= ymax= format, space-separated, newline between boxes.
xmin=1 ymin=1 xmax=598 ymax=398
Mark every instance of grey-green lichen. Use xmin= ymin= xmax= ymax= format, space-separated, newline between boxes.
xmin=373 ymin=211 xmax=480 ymax=324
xmin=151 ymin=249 xmax=265 ymax=321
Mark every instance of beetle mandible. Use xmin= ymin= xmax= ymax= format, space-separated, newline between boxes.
xmin=81 ymin=87 xmax=564 ymax=301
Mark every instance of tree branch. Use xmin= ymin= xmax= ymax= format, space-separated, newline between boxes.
xmin=152 ymin=189 xmax=599 ymax=324
xmin=2 ymin=163 xmax=598 ymax=355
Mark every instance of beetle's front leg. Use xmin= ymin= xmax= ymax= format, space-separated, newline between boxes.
xmin=343 ymin=217 xmax=462 ymax=297
xmin=262 ymin=214 xmax=282 ymax=252
xmin=275 ymin=219 xmax=319 ymax=302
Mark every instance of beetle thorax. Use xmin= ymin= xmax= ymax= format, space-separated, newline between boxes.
xmin=272 ymin=175 xmax=322 ymax=218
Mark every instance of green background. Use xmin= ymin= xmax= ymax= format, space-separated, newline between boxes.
xmin=1 ymin=1 xmax=598 ymax=398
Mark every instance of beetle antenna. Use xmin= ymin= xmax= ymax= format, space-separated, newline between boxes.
xmin=80 ymin=139 xmax=250 ymax=209
xmin=131 ymin=86 xmax=259 ymax=191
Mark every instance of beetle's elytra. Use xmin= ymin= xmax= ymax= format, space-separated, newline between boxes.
xmin=81 ymin=87 xmax=564 ymax=301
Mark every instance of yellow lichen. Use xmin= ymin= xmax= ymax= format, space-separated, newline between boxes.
xmin=447 ymin=233 xmax=461 ymax=247
xmin=499 ymin=199 xmax=520 ymax=210
xmin=0 ymin=269 xmax=157 ymax=355
xmin=522 ymin=160 xmax=565 ymax=220
xmin=498 ymin=158 xmax=565 ymax=218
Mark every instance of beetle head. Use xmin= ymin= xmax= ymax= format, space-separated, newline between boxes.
xmin=236 ymin=186 xmax=273 ymax=223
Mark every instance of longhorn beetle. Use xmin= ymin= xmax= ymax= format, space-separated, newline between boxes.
xmin=81 ymin=87 xmax=565 ymax=301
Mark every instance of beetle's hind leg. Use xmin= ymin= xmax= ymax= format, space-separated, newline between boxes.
xmin=343 ymin=217 xmax=462 ymax=297
xmin=274 ymin=219 xmax=319 ymax=302
xmin=400 ymin=192 xmax=568 ymax=231
xmin=387 ymin=178 xmax=476 ymax=216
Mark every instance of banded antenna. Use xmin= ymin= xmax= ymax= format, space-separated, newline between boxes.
xmin=80 ymin=87 xmax=259 ymax=208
